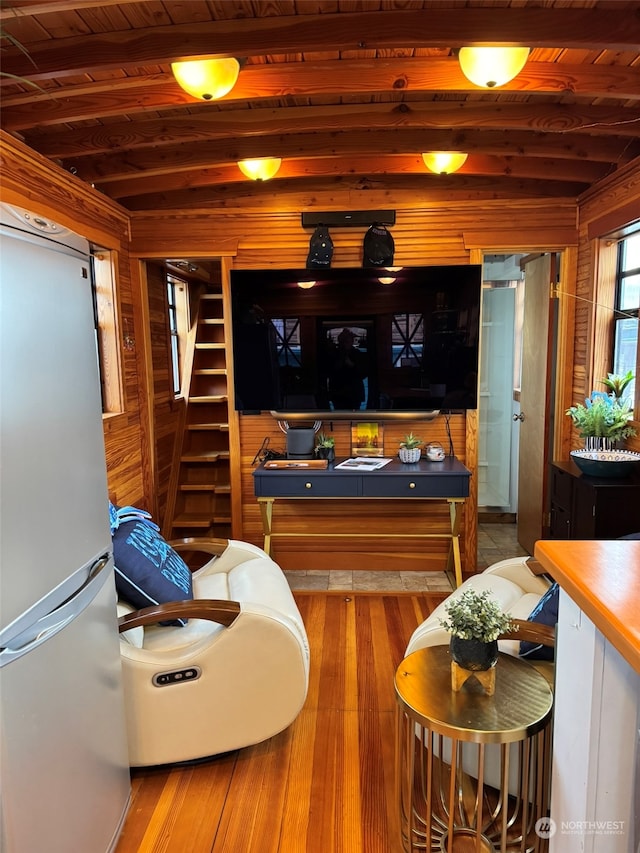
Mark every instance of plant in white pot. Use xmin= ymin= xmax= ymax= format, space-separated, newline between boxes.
xmin=439 ymin=588 xmax=517 ymax=672
xmin=398 ymin=432 xmax=422 ymax=463
xmin=565 ymin=372 xmax=636 ymax=451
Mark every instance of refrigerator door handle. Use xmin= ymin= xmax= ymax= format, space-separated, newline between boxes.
xmin=0 ymin=554 xmax=112 ymax=667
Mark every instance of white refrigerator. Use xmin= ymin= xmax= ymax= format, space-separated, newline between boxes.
xmin=0 ymin=204 xmax=131 ymax=852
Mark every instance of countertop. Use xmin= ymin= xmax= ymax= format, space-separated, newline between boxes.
xmin=534 ymin=539 xmax=640 ymax=673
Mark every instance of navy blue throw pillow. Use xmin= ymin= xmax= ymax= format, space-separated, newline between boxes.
xmin=519 ymin=582 xmax=559 ymax=662
xmin=109 ymin=503 xmax=193 ymax=626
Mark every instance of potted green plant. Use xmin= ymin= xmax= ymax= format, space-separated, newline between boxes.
xmin=439 ymin=588 xmax=517 ymax=671
xmin=399 ymin=432 xmax=423 ymax=463
xmin=565 ymin=375 xmax=636 ymax=451
xmin=315 ymin=432 xmax=335 ymax=462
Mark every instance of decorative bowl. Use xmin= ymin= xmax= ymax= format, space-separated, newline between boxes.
xmin=570 ymin=449 xmax=640 ymax=478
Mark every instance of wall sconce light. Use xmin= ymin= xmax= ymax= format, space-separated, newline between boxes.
xmin=297 ymin=280 xmax=316 ymax=289
xmin=171 ymin=58 xmax=240 ymax=100
xmin=237 ymin=157 xmax=282 ymax=181
xmin=378 ymin=266 xmax=402 ymax=284
xmin=458 ymin=47 xmax=530 ymax=88
xmin=422 ymin=152 xmax=468 ymax=175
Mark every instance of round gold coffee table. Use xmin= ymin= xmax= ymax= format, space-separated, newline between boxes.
xmin=395 ymin=646 xmax=553 ymax=853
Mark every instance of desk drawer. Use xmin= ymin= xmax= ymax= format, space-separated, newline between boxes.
xmin=255 ymin=474 xmax=361 ymax=498
xmin=362 ymin=475 xmax=468 ymax=498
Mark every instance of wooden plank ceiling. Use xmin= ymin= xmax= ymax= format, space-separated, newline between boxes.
xmin=2 ymin=0 xmax=639 ymax=213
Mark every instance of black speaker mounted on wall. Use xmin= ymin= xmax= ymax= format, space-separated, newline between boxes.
xmin=301 ymin=210 xmax=396 ymax=228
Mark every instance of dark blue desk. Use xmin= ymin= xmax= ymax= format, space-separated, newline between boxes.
xmin=253 ymin=457 xmax=471 ymax=586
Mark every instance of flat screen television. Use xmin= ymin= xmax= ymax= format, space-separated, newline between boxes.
xmin=230 ymin=265 xmax=482 ymax=417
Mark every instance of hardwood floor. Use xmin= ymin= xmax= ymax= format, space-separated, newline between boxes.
xmin=115 ymin=591 xmax=446 ymax=853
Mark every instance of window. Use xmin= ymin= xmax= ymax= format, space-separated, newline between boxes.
xmin=167 ymin=277 xmax=181 ymax=395
xmin=612 ymin=232 xmax=640 ymax=410
xmin=271 ymin=318 xmax=302 ymax=367
xmin=166 ymin=275 xmax=189 ymax=397
xmin=91 ymin=249 xmax=124 ymax=415
xmin=392 ymin=312 xmax=424 ymax=367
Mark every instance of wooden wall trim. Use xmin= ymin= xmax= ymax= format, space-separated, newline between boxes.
xmin=128 ymin=215 xmax=238 ymax=257
xmin=0 ymin=130 xmax=129 ymax=248
xmin=130 ymin=259 xmax=158 ymax=519
xmin=579 ymin=157 xmax=640 ymax=232
xmin=464 ymin=227 xmax=578 ymax=250
xmin=554 ymin=247 xmax=578 ymax=461
xmin=587 ymin=199 xmax=640 ymax=240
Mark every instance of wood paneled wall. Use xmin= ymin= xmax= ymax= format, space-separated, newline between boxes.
xmin=8 ymin=129 xmax=638 ymax=572
xmin=573 ymin=163 xmax=640 ymax=453
xmin=129 ymin=199 xmax=577 ymax=571
xmin=143 ymin=261 xmax=185 ymax=524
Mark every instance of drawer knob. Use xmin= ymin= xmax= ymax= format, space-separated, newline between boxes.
xmin=305 ymin=482 xmax=312 ymax=489
xmin=409 ymin=482 xmax=416 ymax=489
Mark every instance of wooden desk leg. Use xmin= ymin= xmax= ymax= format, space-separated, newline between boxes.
xmin=447 ymin=499 xmax=463 ymax=588
xmin=258 ymin=498 xmax=274 ymax=556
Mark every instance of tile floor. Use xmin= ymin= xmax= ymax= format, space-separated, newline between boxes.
xmin=284 ymin=521 xmax=528 ymax=592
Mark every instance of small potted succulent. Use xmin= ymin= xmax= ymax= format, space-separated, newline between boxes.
xmin=315 ymin=432 xmax=336 ymax=462
xmin=439 ymin=588 xmax=517 ymax=671
xmin=399 ymin=432 xmax=423 ymax=463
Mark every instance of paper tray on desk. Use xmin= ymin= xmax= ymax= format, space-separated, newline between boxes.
xmin=264 ymin=459 xmax=329 ymax=469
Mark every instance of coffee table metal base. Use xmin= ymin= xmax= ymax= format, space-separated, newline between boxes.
xmin=395 ymin=647 xmax=553 ymax=853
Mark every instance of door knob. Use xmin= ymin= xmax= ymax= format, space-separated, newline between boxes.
xmin=513 ymin=413 xmax=525 ymax=422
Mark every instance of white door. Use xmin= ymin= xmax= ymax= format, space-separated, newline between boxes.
xmin=517 ymin=254 xmax=555 ymax=554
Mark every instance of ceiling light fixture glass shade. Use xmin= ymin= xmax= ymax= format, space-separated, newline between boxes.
xmin=422 ymin=152 xmax=468 ymax=175
xmin=297 ymin=280 xmax=316 ymax=289
xmin=171 ymin=58 xmax=240 ymax=100
xmin=378 ymin=277 xmax=396 ymax=285
xmin=458 ymin=46 xmax=530 ymax=88
xmin=237 ymin=157 xmax=282 ymax=181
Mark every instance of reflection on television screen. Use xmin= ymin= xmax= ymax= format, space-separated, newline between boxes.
xmin=230 ymin=265 xmax=481 ymax=415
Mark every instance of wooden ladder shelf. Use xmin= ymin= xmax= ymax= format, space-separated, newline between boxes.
xmin=163 ymin=292 xmax=232 ymax=539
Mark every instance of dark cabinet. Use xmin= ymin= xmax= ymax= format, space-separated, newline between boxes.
xmin=549 ymin=460 xmax=640 ymax=540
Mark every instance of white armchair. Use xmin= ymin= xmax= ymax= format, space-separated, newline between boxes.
xmin=117 ymin=538 xmax=309 ymax=768
xmin=405 ymin=555 xmax=553 ymax=659
xmin=401 ymin=556 xmax=555 ymax=800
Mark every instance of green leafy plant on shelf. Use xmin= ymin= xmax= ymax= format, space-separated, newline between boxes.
xmin=399 ymin=432 xmax=423 ymax=450
xmin=439 ymin=588 xmax=517 ymax=643
xmin=314 ymin=432 xmax=335 ymax=450
xmin=565 ymin=372 xmax=636 ymax=444
xmin=314 ymin=432 xmax=335 ymax=461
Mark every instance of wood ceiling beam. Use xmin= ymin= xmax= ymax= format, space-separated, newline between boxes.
xmin=120 ymin=174 xmax=587 ymax=213
xmin=0 ymin=0 xmax=149 ymax=19
xmin=101 ymin=154 xmax=605 ymax=202
xmin=4 ymin=59 xmax=639 ymax=115
xmin=2 ymin=8 xmax=639 ymax=80
xmin=4 ymin=59 xmax=639 ymax=133
xmin=27 ymin=103 xmax=640 ymax=163
xmin=68 ymin=116 xmax=640 ymax=185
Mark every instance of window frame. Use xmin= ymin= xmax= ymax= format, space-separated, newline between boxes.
xmin=91 ymin=248 xmax=124 ymax=416
xmin=166 ymin=273 xmax=190 ymax=398
xmin=612 ymin=232 xmax=640 ymax=412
